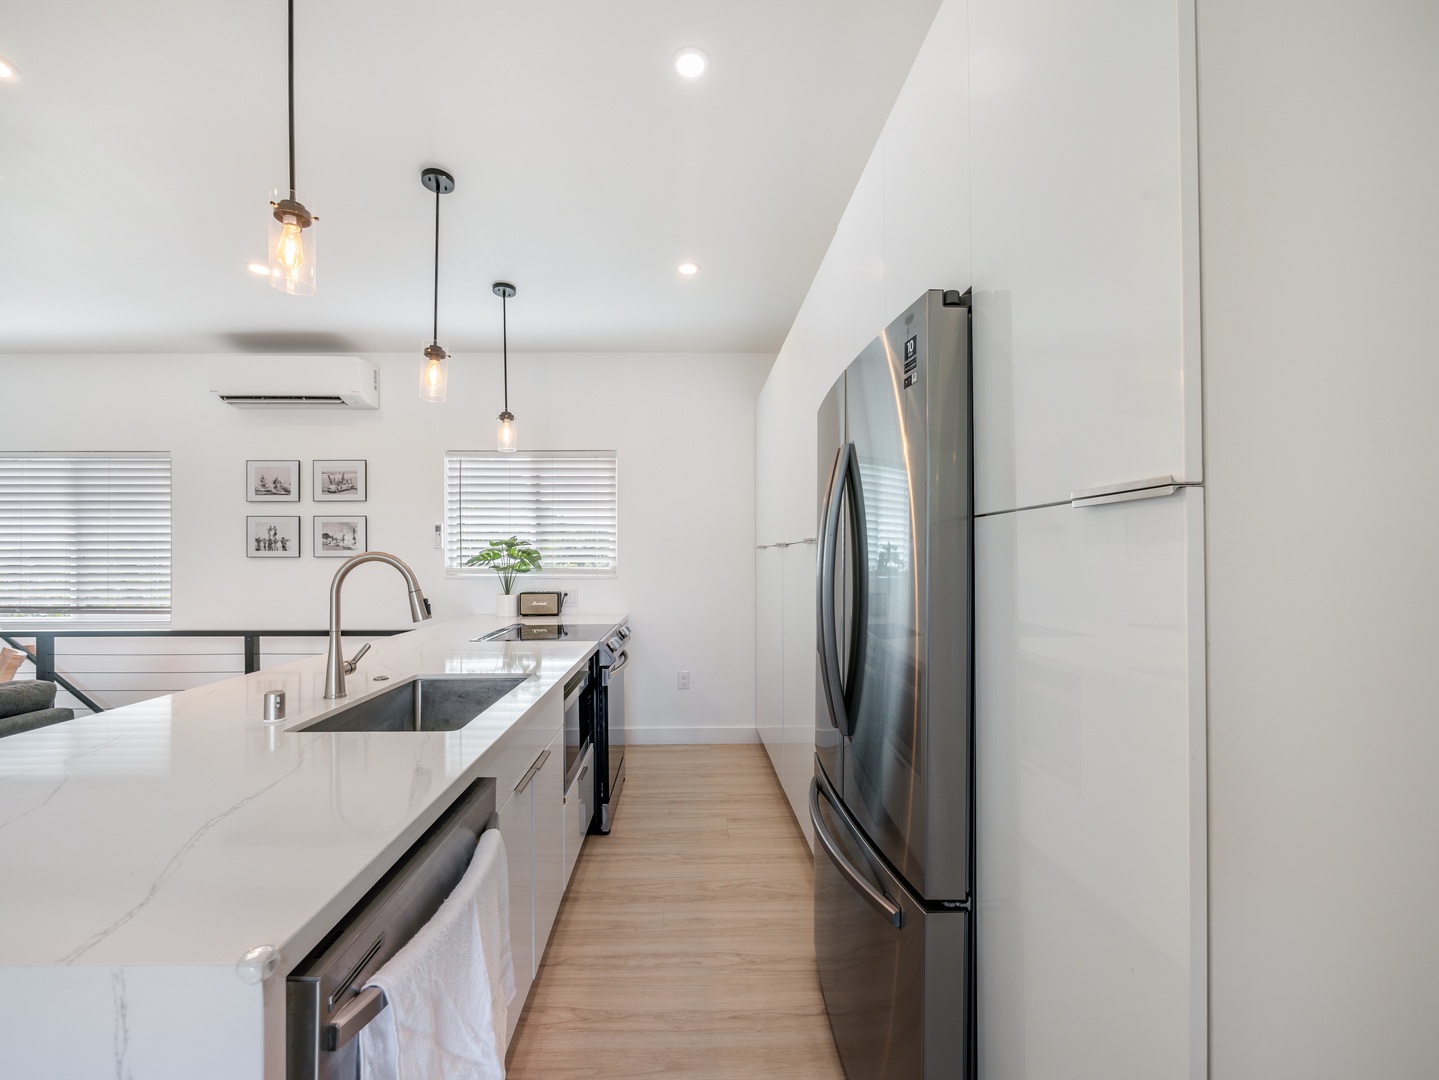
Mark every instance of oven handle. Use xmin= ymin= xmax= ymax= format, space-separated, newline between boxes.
xmin=604 ymin=651 xmax=629 ymax=681
xmin=324 ymin=986 xmax=387 ymax=1050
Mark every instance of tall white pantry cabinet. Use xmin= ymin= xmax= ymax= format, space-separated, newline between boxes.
xmin=969 ymin=0 xmax=1206 ymax=1077
xmin=754 ymin=0 xmax=1208 ymax=1076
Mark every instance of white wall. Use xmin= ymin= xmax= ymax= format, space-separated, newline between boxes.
xmin=0 ymin=351 xmax=769 ymax=743
xmin=755 ymin=0 xmax=970 ymax=546
xmin=1198 ymin=2 xmax=1439 ymax=1075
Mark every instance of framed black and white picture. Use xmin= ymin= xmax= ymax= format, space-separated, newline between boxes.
xmin=247 ymin=516 xmax=301 ymax=558
xmin=313 ymin=459 xmax=367 ymax=502
xmin=314 ymin=515 xmax=367 ymax=557
xmin=246 ymin=460 xmax=300 ymax=502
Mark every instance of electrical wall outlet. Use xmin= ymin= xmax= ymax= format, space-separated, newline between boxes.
xmin=432 ymin=524 xmax=443 ymax=549
xmin=562 ymin=591 xmax=577 ymax=611
xmin=678 ymin=671 xmax=691 ymax=690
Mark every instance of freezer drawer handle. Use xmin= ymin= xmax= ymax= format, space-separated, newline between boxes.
xmin=323 ymin=985 xmax=387 ymax=1051
xmin=809 ymin=778 xmax=903 ymax=929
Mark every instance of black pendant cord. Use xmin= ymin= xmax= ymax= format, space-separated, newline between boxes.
xmin=432 ymin=188 xmax=440 ymax=344
xmin=287 ymin=0 xmax=296 ymax=199
xmin=501 ymin=295 xmax=509 ymax=411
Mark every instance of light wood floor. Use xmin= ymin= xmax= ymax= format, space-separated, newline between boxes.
xmin=506 ymin=744 xmax=845 ymax=1079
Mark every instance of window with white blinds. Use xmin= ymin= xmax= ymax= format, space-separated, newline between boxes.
xmin=444 ymin=451 xmax=618 ymax=575
xmin=0 ymin=453 xmax=173 ymax=616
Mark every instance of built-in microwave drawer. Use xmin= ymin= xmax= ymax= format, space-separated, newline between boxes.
xmin=563 ymin=744 xmax=594 ymax=885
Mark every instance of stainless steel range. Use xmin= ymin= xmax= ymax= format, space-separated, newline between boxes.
xmin=591 ymin=625 xmax=630 ymax=833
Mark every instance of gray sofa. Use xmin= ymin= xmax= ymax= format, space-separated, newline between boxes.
xmin=0 ymin=681 xmax=75 ymax=737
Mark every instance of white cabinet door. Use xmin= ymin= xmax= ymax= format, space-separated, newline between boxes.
xmin=781 ymin=540 xmax=817 ymax=848
xmin=530 ymin=730 xmax=565 ymax=973
xmin=969 ymin=0 xmax=1201 ymax=515
xmin=495 ymin=785 xmax=533 ymax=1040
xmin=975 ymin=488 xmax=1206 ymax=1080
xmin=756 ymin=546 xmax=785 ymax=780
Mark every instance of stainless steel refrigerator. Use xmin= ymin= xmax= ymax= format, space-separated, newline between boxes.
xmin=812 ymin=288 xmax=973 ymax=1079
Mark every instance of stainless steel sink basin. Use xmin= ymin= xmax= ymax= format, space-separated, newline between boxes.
xmin=298 ymin=676 xmax=528 ymax=732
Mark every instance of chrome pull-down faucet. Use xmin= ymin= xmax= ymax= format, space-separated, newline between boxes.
xmin=324 ymin=552 xmax=432 ymax=699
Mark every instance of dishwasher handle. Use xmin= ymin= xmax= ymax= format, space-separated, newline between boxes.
xmin=323 ymin=986 xmax=387 ymax=1050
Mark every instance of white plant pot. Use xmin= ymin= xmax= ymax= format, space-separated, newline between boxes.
xmin=496 ymin=592 xmax=519 ymax=618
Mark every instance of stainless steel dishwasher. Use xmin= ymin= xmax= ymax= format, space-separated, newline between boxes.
xmin=286 ymin=776 xmax=498 ymax=1080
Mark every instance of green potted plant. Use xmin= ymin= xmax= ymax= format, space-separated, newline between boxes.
xmin=467 ymin=536 xmax=543 ymax=616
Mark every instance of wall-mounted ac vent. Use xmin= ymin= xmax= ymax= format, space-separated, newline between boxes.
xmin=209 ymin=356 xmax=380 ymax=410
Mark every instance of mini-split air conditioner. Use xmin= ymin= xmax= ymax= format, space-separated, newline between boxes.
xmin=209 ymin=355 xmax=380 ymax=409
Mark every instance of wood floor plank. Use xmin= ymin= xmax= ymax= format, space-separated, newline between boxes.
xmin=506 ymin=744 xmax=843 ymax=1080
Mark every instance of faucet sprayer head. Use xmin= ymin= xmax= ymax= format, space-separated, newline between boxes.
xmin=410 ymin=589 xmax=432 ymax=622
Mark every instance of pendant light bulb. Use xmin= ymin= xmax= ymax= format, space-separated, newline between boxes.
xmin=420 ymin=343 xmax=449 ymax=402
xmin=418 ymin=168 xmax=456 ymax=403
xmin=493 ymin=281 xmax=519 ymax=452
xmin=268 ymin=194 xmax=316 ymax=295
xmin=267 ymin=1 xmax=317 ymax=295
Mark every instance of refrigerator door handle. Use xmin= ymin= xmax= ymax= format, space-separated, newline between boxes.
xmin=810 ymin=777 xmax=903 ymax=929
xmin=818 ymin=445 xmax=850 ymax=733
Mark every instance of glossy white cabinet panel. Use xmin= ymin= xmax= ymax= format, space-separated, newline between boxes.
xmin=531 ymin=729 xmax=565 ymax=977
xmin=970 ymin=0 xmax=1201 ymax=515
xmin=496 ymin=785 xmax=533 ymax=1039
xmin=781 ymin=540 xmax=818 ymax=848
xmin=757 ymin=546 xmax=785 ymax=779
xmin=976 ymin=488 xmax=1206 ymax=1079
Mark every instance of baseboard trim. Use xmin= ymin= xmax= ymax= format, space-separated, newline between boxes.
xmin=626 ymin=726 xmax=760 ymax=745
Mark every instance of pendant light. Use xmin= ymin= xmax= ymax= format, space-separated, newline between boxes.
xmin=268 ymin=0 xmax=317 ymax=294
xmin=419 ymin=168 xmax=455 ymax=403
xmin=493 ymin=282 xmax=518 ymax=452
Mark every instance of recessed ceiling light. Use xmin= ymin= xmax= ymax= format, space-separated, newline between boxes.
xmin=674 ymin=48 xmax=708 ymax=79
xmin=0 ymin=56 xmax=21 ymax=83
xmin=677 ymin=261 xmax=701 ymax=276
xmin=246 ymin=262 xmax=271 ymax=276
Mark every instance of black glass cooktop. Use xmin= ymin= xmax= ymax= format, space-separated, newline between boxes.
xmin=474 ymin=623 xmax=617 ymax=643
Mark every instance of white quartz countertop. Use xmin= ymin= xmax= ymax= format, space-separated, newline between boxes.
xmin=0 ymin=613 xmax=626 ymax=971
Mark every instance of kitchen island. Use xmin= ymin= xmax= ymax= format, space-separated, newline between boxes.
xmin=0 ymin=613 xmax=626 ymax=1080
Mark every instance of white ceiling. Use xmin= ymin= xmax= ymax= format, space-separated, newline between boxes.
xmin=0 ymin=0 xmax=940 ymax=355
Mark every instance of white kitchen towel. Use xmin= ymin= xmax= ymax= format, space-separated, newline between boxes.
xmin=358 ymin=829 xmax=515 ymax=1080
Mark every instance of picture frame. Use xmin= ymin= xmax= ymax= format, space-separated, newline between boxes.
xmin=246 ymin=459 xmax=300 ymax=502
xmin=247 ymin=516 xmax=302 ymax=558
xmin=314 ymin=515 xmax=367 ymax=558
xmin=313 ymin=459 xmax=367 ymax=502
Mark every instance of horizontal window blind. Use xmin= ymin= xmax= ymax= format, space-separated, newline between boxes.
xmin=0 ymin=453 xmax=172 ymax=615
xmin=445 ymin=451 xmax=617 ymax=575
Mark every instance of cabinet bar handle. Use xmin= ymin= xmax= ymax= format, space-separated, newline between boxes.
xmin=515 ymin=748 xmax=551 ymax=793
xmin=1071 ymin=475 xmax=1180 ymax=508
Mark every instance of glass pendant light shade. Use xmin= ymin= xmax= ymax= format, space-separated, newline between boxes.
xmin=268 ymin=190 xmax=316 ymax=295
xmin=419 ymin=343 xmax=449 ymax=403
xmin=497 ymin=410 xmax=517 ymax=452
